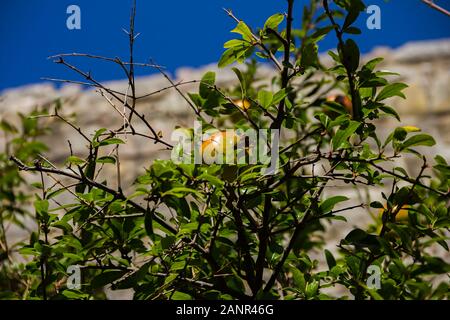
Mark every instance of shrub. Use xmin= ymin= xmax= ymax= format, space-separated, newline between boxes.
xmin=1 ymin=0 xmax=449 ymax=300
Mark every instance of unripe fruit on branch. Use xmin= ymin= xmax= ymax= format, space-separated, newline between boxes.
xmin=378 ymin=205 xmax=410 ymax=223
xmin=376 ymin=205 xmax=410 ymax=235
xmin=326 ymin=94 xmax=353 ymax=114
xmin=327 ymin=95 xmax=352 ymax=109
xmin=200 ymin=131 xmax=240 ymax=164
xmin=233 ymin=98 xmax=251 ymax=111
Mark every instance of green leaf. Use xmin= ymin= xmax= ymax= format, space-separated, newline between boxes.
xmin=376 ymin=83 xmax=408 ymax=101
xmin=218 ymin=47 xmax=244 ymax=68
xmin=344 ymin=27 xmax=361 ymax=34
xmin=291 ymin=268 xmax=306 ymax=291
xmin=379 ymin=106 xmax=400 ymax=121
xmin=324 ymin=249 xmax=336 ymax=269
xmin=96 ymin=156 xmax=116 ymax=164
xmin=258 ymin=90 xmax=273 ymax=109
xmin=170 ymin=260 xmax=187 ymax=271
xmin=342 ymin=39 xmax=360 ymax=73
xmin=200 ymin=71 xmax=216 ymax=99
xmin=166 ymin=197 xmax=191 ymax=219
xmin=66 ymin=156 xmax=85 ymax=166
xmin=99 ymin=138 xmax=125 ymax=146
xmin=434 ymin=163 xmax=450 ymax=176
xmin=320 ymin=196 xmax=349 ymax=213
xmin=164 ymin=273 xmax=178 ymax=285
xmin=47 ymin=188 xmax=66 ymax=199
xmin=332 ymin=121 xmax=360 ymax=150
xmin=344 ymin=229 xmax=379 ymax=250
xmin=144 ymin=210 xmax=154 ymax=238
xmin=53 ymin=220 xmax=73 ymax=233
xmin=162 ymin=187 xmax=200 ymax=198
xmin=306 ymin=280 xmax=319 ymax=299
xmin=393 ymin=127 xmax=408 ymax=141
xmin=367 ymin=289 xmax=383 ymax=300
xmin=300 ymin=43 xmax=318 ymax=69
xmin=328 ymin=50 xmax=341 ymax=63
xmin=198 ymin=173 xmax=224 ymax=188
xmin=34 ymin=199 xmax=49 ymax=220
xmin=172 ymin=291 xmax=193 ymax=300
xmin=0 ymin=119 xmax=18 ymax=133
xmin=62 ymin=290 xmax=89 ymax=299
xmin=329 ymin=215 xmax=347 ymax=222
xmin=226 ymin=276 xmax=245 ymax=293
xmin=76 ymin=147 xmax=98 ymax=194
xmin=93 ymin=128 xmax=107 ymax=141
xmin=344 ymin=228 xmax=368 ymax=243
xmin=264 ymin=13 xmax=284 ymax=30
xmin=231 ymin=21 xmax=253 ymax=41
xmin=187 ymin=92 xmax=204 ymax=108
xmin=92 ymin=270 xmax=128 ymax=289
xmin=231 ymin=67 xmax=246 ymax=95
xmin=433 ymin=156 xmax=450 ymax=178
xmin=363 ymin=57 xmax=384 ymax=71
xmin=114 ymin=262 xmax=151 ymax=290
xmin=400 ymin=134 xmax=436 ymax=150
xmin=224 ymin=39 xmax=247 ymax=48
xmin=31 ymin=182 xmax=43 ymax=189
xmin=161 ymin=235 xmax=176 ymax=250
xmin=370 ymin=201 xmax=384 ymax=209
xmin=434 ymin=155 xmax=448 ymax=165
xmin=272 ymin=88 xmax=288 ymax=105
xmin=343 ymin=3 xmax=362 ymax=29
xmin=310 ymin=26 xmax=334 ymax=42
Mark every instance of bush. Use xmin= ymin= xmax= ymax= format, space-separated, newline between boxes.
xmin=1 ymin=0 xmax=449 ymax=300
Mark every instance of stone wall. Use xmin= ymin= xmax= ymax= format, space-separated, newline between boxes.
xmin=1 ymin=39 xmax=449 ymax=161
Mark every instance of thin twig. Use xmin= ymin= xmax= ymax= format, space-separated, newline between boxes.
xmin=48 ymin=53 xmax=163 ymax=68
xmin=10 ymin=156 xmax=177 ymax=234
xmin=52 ymin=57 xmax=172 ymax=148
xmin=223 ymin=8 xmax=283 ymax=71
xmin=150 ymin=58 xmax=203 ymax=118
xmin=421 ymin=0 xmax=450 ymax=17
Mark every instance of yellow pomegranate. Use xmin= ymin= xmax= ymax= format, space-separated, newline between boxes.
xmin=326 ymin=94 xmax=353 ymax=116
xmin=233 ymin=98 xmax=251 ymax=111
xmin=201 ymin=131 xmax=239 ymax=164
xmin=378 ymin=205 xmax=409 ymax=222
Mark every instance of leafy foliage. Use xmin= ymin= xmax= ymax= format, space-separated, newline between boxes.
xmin=1 ymin=0 xmax=449 ymax=300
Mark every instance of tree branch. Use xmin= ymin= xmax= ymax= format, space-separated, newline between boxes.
xmin=323 ymin=0 xmax=362 ymax=121
xmin=271 ymin=0 xmax=294 ymax=130
xmin=421 ymin=0 xmax=450 ymax=17
xmin=10 ymin=156 xmax=178 ymax=234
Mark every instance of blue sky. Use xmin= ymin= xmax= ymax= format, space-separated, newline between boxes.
xmin=1 ymin=0 xmax=449 ymax=90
